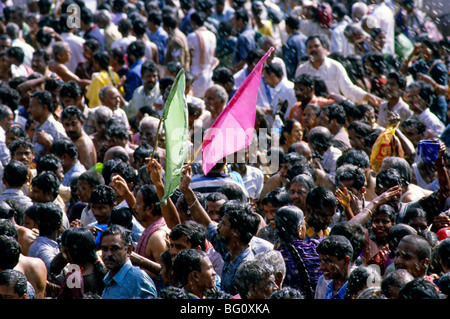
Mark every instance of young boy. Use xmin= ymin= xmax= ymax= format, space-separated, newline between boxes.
xmin=88 ymin=184 xmax=143 ymax=248
xmin=316 ymin=235 xmax=354 ymax=299
xmin=377 ymin=71 xmax=413 ymax=128
xmin=87 ymin=185 xmax=117 ymax=249
xmin=75 ymin=170 xmax=105 ymax=227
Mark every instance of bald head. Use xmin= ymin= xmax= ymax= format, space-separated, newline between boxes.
xmin=351 ymin=2 xmax=368 ymax=22
xmin=139 ymin=116 xmax=163 ymax=146
xmin=288 ymin=142 xmax=312 ymax=161
xmin=204 ymin=85 xmax=228 ymax=118
xmin=104 ymin=145 xmax=130 ymax=163
xmin=93 ymin=106 xmax=113 ymax=134
xmin=307 ymin=126 xmax=332 ymax=155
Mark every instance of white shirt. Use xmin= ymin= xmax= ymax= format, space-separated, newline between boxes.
xmin=377 ymin=99 xmax=413 ymax=128
xmin=417 ymin=108 xmax=445 ymax=136
xmin=369 ymin=2 xmax=395 ymax=54
xmin=295 ymin=57 xmax=368 ymax=104
xmin=268 ymin=78 xmax=298 ymax=121
xmin=0 ymin=126 xmax=10 ymax=166
xmin=187 ymin=28 xmax=217 ymax=75
xmin=11 ymin=38 xmax=34 ymax=67
xmin=330 ymin=21 xmax=352 ymax=57
xmin=80 ymin=206 xmax=96 ymax=228
xmin=321 ymin=145 xmax=342 ymax=183
xmin=228 ymin=165 xmax=265 ymax=199
xmin=187 ymin=28 xmax=217 ymax=98
xmin=111 ymin=35 xmax=137 ymax=52
xmin=60 ymin=32 xmax=86 ymax=73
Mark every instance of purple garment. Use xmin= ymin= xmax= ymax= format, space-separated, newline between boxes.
xmin=276 ymin=239 xmax=322 ymax=295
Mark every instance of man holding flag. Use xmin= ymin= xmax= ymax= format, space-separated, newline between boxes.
xmin=110 ymin=69 xmax=190 ymax=266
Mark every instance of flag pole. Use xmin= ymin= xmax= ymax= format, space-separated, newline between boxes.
xmin=150 ymin=116 xmax=164 ymax=161
xmin=188 ymin=139 xmax=206 ymax=165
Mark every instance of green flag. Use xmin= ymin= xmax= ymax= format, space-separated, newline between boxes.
xmin=160 ymin=69 xmax=189 ymax=204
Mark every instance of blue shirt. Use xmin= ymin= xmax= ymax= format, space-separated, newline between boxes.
xmin=212 ymin=7 xmax=235 ymax=23
xmin=233 ymin=27 xmax=257 ymax=65
xmin=283 ymin=31 xmax=307 ymax=81
xmin=102 ymin=260 xmax=157 ymax=299
xmin=325 ymin=280 xmax=348 ymax=299
xmin=179 ymin=8 xmax=195 ymax=35
xmin=206 ymin=223 xmax=255 ymax=295
xmin=125 ymin=60 xmax=145 ymax=101
xmin=28 ymin=236 xmax=60 ymax=273
xmin=84 ymin=26 xmax=106 ymax=50
xmin=148 ymin=27 xmax=169 ymax=65
xmin=62 ymin=160 xmax=86 ymax=187
xmin=408 ymin=58 xmax=448 ymax=124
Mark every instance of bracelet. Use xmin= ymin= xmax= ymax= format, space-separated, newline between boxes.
xmin=365 ymin=208 xmax=373 ymax=217
xmin=434 ymin=83 xmax=439 ymax=90
xmin=188 ymin=198 xmax=198 ymax=209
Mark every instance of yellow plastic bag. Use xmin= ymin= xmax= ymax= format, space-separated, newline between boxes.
xmin=370 ymin=122 xmax=400 ymax=173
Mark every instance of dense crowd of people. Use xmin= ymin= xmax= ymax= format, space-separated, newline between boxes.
xmin=0 ymin=0 xmax=449 ymax=301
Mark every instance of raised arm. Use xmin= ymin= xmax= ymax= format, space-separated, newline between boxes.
xmin=146 ymin=158 xmax=181 ymax=229
xmin=350 ymin=185 xmax=403 ymax=226
xmin=110 ymin=174 xmax=136 ymax=209
xmin=178 ymin=164 xmax=212 ymax=227
xmin=130 ymin=251 xmax=162 ymax=276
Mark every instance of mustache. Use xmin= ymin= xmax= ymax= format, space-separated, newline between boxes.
xmin=103 ymin=256 xmax=116 ymax=263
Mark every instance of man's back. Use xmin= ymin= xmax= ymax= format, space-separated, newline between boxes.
xmin=60 ymin=32 xmax=86 ymax=73
xmin=234 ymin=27 xmax=256 ymax=65
xmin=190 ymin=172 xmax=249 ymax=198
xmin=28 ymin=236 xmax=59 ymax=273
xmin=165 ymin=28 xmax=190 ymax=70
xmin=0 ymin=189 xmax=33 ymax=214
xmin=284 ymin=31 xmax=307 ymax=80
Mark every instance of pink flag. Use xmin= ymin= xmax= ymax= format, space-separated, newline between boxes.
xmin=202 ymin=47 xmax=274 ymax=175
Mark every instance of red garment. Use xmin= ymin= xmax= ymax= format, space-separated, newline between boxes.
xmin=370 ymin=77 xmax=387 ymax=99
xmin=362 ymin=229 xmax=389 ymax=275
xmin=288 ymin=95 xmax=335 ymax=122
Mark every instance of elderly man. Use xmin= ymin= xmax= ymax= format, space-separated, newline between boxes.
xmin=295 ymin=34 xmax=383 ymax=107
xmin=139 ymin=116 xmax=166 ymax=169
xmin=96 ymin=10 xmax=122 ymax=50
xmin=90 ymin=106 xmax=113 ymax=163
xmin=58 ymin=14 xmax=86 ymax=74
xmin=201 ymin=84 xmax=228 ymax=130
xmin=48 ymin=42 xmax=91 ymax=88
xmin=99 ymin=85 xmax=130 ymax=130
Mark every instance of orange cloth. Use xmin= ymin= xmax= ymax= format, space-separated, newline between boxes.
xmin=288 ymin=95 xmax=335 ymax=121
